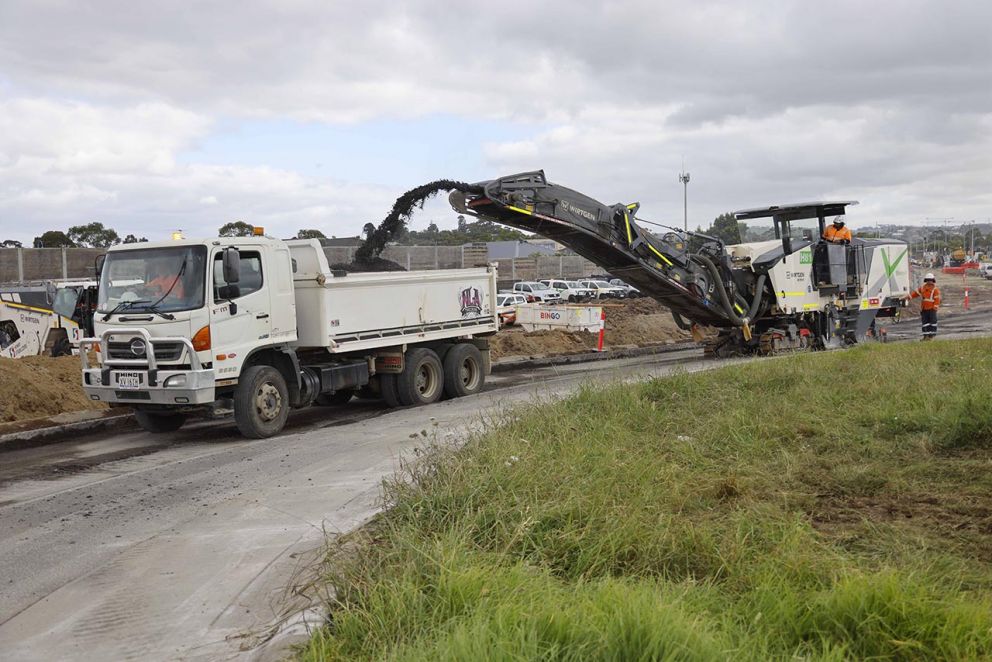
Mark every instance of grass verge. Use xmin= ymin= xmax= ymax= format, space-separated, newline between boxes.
xmin=301 ymin=339 xmax=992 ymax=660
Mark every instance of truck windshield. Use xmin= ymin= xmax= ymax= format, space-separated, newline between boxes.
xmin=97 ymin=246 xmax=207 ymax=314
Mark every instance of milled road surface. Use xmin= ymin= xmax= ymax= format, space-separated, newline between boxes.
xmin=0 ymin=348 xmax=722 ymax=661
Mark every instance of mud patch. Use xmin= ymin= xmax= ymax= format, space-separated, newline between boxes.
xmin=0 ymin=355 xmax=106 ymax=423
xmin=811 ymin=493 xmax=992 ymax=560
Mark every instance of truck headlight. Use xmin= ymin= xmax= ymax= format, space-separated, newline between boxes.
xmin=164 ymin=375 xmax=188 ymax=388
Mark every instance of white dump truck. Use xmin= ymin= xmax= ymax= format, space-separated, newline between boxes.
xmin=80 ymin=233 xmax=498 ymax=438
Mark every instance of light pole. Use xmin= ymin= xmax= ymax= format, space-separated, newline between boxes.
xmin=679 ymin=167 xmax=690 ymax=232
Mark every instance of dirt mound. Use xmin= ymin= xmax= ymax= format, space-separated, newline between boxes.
xmin=0 ymin=355 xmax=104 ymax=423
xmin=491 ymin=298 xmax=694 ymax=360
xmin=491 ymin=329 xmax=594 ymax=360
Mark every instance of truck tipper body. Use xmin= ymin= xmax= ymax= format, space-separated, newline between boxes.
xmin=81 ymin=236 xmax=498 ymax=437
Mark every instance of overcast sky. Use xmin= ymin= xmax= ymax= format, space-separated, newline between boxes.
xmin=1 ymin=0 xmax=990 ymax=244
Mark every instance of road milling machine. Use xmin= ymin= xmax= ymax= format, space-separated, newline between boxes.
xmin=449 ymin=171 xmax=910 ymax=356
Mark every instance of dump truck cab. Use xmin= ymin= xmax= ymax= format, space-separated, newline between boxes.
xmin=82 ymin=236 xmax=295 ymax=407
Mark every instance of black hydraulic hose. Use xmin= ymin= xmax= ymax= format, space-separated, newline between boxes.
xmin=690 ymin=254 xmax=766 ymax=326
xmin=671 ymin=311 xmax=693 ymax=331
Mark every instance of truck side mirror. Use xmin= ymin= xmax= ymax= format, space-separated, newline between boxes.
xmin=222 ymin=247 xmax=241 ymax=284
xmin=95 ymin=254 xmax=106 ymax=278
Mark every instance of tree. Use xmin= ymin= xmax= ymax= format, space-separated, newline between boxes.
xmin=33 ymin=230 xmax=76 ymax=248
xmin=392 ymin=218 xmax=530 ymax=246
xmin=296 ymin=229 xmax=326 ymax=239
xmin=123 ymin=234 xmax=149 ymax=243
xmin=68 ymin=222 xmax=121 ymax=247
xmin=219 ymin=221 xmax=255 ymax=237
xmin=705 ymin=212 xmax=743 ymax=244
xmin=1 ymin=239 xmax=22 ymax=248
xmin=362 ymin=223 xmax=376 ymax=239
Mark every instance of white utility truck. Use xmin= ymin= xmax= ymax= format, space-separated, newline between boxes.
xmin=80 ymin=233 xmax=498 ymax=438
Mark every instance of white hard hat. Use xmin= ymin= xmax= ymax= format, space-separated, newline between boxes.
xmin=924 ymin=272 xmax=936 ymax=280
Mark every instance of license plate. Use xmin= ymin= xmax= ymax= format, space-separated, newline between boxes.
xmin=115 ymin=371 xmax=143 ymax=390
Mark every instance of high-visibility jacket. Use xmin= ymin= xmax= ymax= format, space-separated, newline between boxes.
xmin=823 ymin=224 xmax=852 ymax=243
xmin=148 ymin=274 xmax=185 ymax=299
xmin=910 ymin=282 xmax=941 ymax=310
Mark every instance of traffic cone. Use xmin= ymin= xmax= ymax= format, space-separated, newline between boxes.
xmin=596 ymin=309 xmax=606 ymax=351
xmin=964 ymin=288 xmax=970 ymax=311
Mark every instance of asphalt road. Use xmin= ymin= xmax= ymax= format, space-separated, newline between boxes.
xmin=0 ymin=347 xmax=722 ymax=661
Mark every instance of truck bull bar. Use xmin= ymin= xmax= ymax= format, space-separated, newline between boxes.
xmin=80 ymin=327 xmax=203 ymax=387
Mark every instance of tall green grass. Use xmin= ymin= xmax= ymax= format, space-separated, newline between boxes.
xmin=301 ymin=339 xmax=992 ymax=660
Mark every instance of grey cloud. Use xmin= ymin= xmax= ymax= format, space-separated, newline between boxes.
xmin=0 ymin=0 xmax=989 ymax=240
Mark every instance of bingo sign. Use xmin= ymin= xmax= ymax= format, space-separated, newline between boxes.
xmin=539 ymin=310 xmax=561 ymax=321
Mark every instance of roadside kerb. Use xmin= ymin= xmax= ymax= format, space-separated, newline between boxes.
xmin=0 ymin=411 xmax=135 ymax=452
xmin=490 ymin=341 xmax=700 ymax=372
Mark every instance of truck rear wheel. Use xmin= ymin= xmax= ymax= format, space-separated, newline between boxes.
xmin=397 ymin=348 xmax=444 ymax=406
xmin=134 ymin=409 xmax=187 ymax=433
xmin=443 ymin=343 xmax=484 ymax=398
xmin=234 ymin=365 xmax=290 ymax=438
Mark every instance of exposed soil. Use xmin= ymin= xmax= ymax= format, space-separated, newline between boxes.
xmin=810 ymin=492 xmax=992 ymax=561
xmin=0 ymin=355 xmax=105 ymax=423
xmin=490 ymin=298 xmax=694 ymax=360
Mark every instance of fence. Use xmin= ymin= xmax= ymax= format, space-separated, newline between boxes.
xmin=0 ymin=248 xmax=106 ymax=282
xmin=0 ymin=246 xmax=602 ymax=285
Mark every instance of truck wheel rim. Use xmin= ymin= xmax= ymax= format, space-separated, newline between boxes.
xmin=415 ymin=363 xmax=440 ymax=398
xmin=459 ymin=357 xmax=480 ymax=390
xmin=255 ymin=382 xmax=283 ymax=421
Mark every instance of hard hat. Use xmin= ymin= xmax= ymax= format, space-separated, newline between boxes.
xmin=924 ymin=272 xmax=936 ymax=281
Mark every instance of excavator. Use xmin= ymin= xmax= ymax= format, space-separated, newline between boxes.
xmin=449 ymin=170 xmax=910 ymax=356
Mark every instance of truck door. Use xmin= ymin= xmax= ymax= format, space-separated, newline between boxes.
xmin=210 ymin=248 xmax=271 ymax=374
xmin=267 ymin=246 xmax=297 ymax=343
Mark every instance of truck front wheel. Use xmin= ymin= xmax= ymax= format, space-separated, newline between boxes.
xmin=443 ymin=343 xmax=484 ymax=398
xmin=134 ymin=409 xmax=187 ymax=433
xmin=234 ymin=365 xmax=290 ymax=438
xmin=396 ymin=348 xmax=444 ymax=406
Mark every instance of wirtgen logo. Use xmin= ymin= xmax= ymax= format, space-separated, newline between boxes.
xmin=560 ymin=200 xmax=596 ymax=222
xmin=459 ymin=286 xmax=482 ymax=317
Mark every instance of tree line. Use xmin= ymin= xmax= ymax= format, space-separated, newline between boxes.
xmin=8 ymin=217 xmax=533 ymax=249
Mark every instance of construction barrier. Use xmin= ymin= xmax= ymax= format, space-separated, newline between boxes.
xmin=515 ymin=304 xmax=604 ymax=333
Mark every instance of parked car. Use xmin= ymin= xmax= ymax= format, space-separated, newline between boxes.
xmin=512 ymin=281 xmax=561 ymax=303
xmin=609 ymin=279 xmax=641 ymax=298
xmin=496 ymin=293 xmax=527 ymax=326
xmin=539 ymin=279 xmax=594 ymax=302
xmin=578 ymin=279 xmax=627 ymax=299
xmin=982 ymin=264 xmax=992 ymax=280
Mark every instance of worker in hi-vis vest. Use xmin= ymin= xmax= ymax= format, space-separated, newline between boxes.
xmin=904 ymin=273 xmax=941 ymax=340
xmin=822 ymin=217 xmax=852 ymax=244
